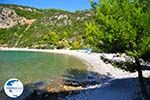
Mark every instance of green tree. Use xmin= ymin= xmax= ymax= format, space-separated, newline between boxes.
xmin=58 ymin=38 xmax=70 ymax=49
xmin=87 ymin=0 xmax=150 ymax=98
xmin=89 ymin=0 xmax=97 ymax=10
xmin=44 ymin=31 xmax=59 ymax=48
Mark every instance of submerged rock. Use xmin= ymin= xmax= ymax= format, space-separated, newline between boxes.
xmin=47 ymin=84 xmax=83 ymax=93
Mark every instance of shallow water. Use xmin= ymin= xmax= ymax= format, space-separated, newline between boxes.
xmin=0 ymin=51 xmax=88 ymax=89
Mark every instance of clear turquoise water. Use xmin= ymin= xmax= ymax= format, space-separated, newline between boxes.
xmin=0 ymin=51 xmax=88 ymax=89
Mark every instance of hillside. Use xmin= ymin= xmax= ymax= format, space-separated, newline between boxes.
xmin=0 ymin=4 xmax=93 ymax=49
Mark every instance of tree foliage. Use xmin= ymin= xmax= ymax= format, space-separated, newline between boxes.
xmin=86 ymin=0 xmax=150 ymax=58
xmin=86 ymin=0 xmax=150 ymax=98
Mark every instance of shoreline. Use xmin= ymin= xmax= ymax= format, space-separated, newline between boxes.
xmin=0 ymin=47 xmax=140 ymax=78
xmin=1 ymin=47 xmax=149 ymax=99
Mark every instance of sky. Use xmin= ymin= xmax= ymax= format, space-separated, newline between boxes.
xmin=0 ymin=0 xmax=98 ymax=11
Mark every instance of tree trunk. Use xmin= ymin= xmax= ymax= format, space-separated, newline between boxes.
xmin=135 ymin=58 xmax=148 ymax=99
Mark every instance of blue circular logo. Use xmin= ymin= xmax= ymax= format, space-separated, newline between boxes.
xmin=4 ymin=78 xmax=24 ymax=98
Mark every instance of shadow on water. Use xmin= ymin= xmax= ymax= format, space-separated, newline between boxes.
xmin=63 ymin=68 xmax=113 ymax=87
xmin=0 ymin=81 xmax=44 ymax=100
xmin=0 ymin=69 xmax=141 ymax=100
xmin=0 ymin=80 xmax=82 ymax=100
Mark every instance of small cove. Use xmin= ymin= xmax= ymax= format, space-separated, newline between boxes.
xmin=0 ymin=50 xmax=89 ymax=91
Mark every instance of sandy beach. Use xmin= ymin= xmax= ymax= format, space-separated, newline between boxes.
xmin=1 ymin=47 xmax=149 ymax=100
xmin=0 ymin=47 xmax=141 ymax=78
